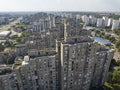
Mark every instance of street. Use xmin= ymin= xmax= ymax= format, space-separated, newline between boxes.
xmin=0 ymin=17 xmax=22 ymax=32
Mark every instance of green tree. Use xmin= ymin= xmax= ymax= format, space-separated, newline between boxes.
xmin=116 ymin=61 xmax=120 ymax=66
xmin=4 ymin=41 xmax=15 ymax=48
xmin=115 ymin=41 xmax=120 ymax=48
xmin=112 ymin=71 xmax=120 ymax=84
xmin=105 ymin=59 xmax=120 ymax=90
xmin=112 ymin=84 xmax=120 ymax=90
xmin=4 ymin=41 xmax=11 ymax=47
xmin=114 ymin=29 xmax=120 ymax=36
xmin=16 ymin=38 xmax=22 ymax=43
xmin=106 ymin=72 xmax=113 ymax=84
xmin=0 ymin=43 xmax=5 ymax=52
xmin=10 ymin=35 xmax=19 ymax=39
xmin=118 ymin=48 xmax=120 ymax=53
xmin=6 ymin=57 xmax=15 ymax=64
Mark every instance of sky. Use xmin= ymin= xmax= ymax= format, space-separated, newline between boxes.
xmin=0 ymin=0 xmax=120 ymax=12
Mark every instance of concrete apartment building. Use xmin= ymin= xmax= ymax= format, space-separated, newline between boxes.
xmin=89 ymin=16 xmax=97 ymax=25
xmin=92 ymin=47 xmax=114 ymax=87
xmin=32 ymin=18 xmax=50 ymax=32
xmin=0 ymin=50 xmax=58 ymax=90
xmin=97 ymin=18 xmax=103 ymax=27
xmin=0 ymin=17 xmax=9 ymax=25
xmin=112 ymin=20 xmax=120 ymax=30
xmin=107 ymin=18 xmax=113 ymax=27
xmin=60 ymin=19 xmax=114 ymax=90
xmin=102 ymin=16 xmax=109 ymax=27
xmin=0 ymin=18 xmax=114 ymax=90
xmin=81 ymin=15 xmax=97 ymax=25
xmin=80 ymin=14 xmax=120 ymax=30
xmin=60 ymin=24 xmax=95 ymax=90
xmin=82 ymin=15 xmax=90 ymax=25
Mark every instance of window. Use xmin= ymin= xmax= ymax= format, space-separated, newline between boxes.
xmin=38 ymin=52 xmax=40 ymax=55
xmin=75 ymin=38 xmax=77 ymax=42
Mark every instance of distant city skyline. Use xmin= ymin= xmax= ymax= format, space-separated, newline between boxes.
xmin=0 ymin=0 xmax=120 ymax=12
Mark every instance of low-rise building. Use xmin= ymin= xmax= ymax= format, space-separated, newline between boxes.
xmin=0 ymin=31 xmax=11 ymax=39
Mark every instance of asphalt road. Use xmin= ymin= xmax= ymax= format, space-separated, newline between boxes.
xmin=0 ymin=17 xmax=22 ymax=32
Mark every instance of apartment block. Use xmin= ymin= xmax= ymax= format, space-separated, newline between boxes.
xmin=60 ymin=19 xmax=114 ymax=90
xmin=0 ymin=18 xmax=114 ymax=90
xmin=112 ymin=20 xmax=120 ymax=30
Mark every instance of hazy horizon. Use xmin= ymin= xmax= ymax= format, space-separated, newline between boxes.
xmin=0 ymin=0 xmax=120 ymax=12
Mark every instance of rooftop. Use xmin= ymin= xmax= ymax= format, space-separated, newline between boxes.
xmin=0 ymin=31 xmax=11 ymax=36
xmin=94 ymin=36 xmax=110 ymax=45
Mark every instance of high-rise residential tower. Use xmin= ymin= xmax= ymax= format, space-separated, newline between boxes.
xmin=0 ymin=18 xmax=114 ymax=90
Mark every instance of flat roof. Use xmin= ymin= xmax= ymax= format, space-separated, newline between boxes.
xmin=15 ymin=44 xmax=26 ymax=47
xmin=0 ymin=31 xmax=11 ymax=36
xmin=94 ymin=36 xmax=110 ymax=45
